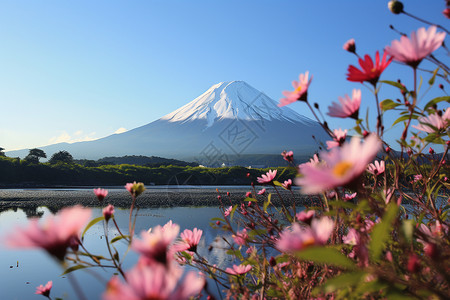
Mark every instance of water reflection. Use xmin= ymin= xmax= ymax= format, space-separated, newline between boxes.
xmin=0 ymin=206 xmax=226 ymax=300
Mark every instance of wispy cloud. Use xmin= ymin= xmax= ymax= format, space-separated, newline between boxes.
xmin=114 ymin=127 xmax=127 ymax=134
xmin=49 ymin=131 xmax=98 ymax=144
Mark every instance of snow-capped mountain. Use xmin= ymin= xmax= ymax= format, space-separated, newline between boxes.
xmin=7 ymin=81 xmax=329 ymax=165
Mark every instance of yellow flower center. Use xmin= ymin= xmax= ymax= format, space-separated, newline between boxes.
xmin=303 ymin=237 xmax=316 ymax=248
xmin=332 ymin=161 xmax=353 ymax=178
xmin=294 ymin=85 xmax=302 ymax=93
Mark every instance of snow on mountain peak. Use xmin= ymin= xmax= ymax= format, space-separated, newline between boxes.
xmin=160 ymin=81 xmax=314 ymax=127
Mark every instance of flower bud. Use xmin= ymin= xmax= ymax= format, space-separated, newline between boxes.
xmin=385 ymin=146 xmax=391 ymax=153
xmin=103 ymin=204 xmax=115 ymax=222
xmin=269 ymin=256 xmax=277 ymax=267
xmin=429 ymin=147 xmax=434 ymax=154
xmin=439 ymin=83 xmax=444 ymax=89
xmin=388 ymin=1 xmax=404 ymax=14
xmin=407 ymin=253 xmax=420 ymax=273
xmin=443 ymin=8 xmax=450 ymax=19
xmin=343 ymin=38 xmax=356 ymax=53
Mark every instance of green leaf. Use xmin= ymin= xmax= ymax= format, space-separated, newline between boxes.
xmin=380 ymin=80 xmax=407 ymax=93
xmin=424 ymin=96 xmax=450 ymax=110
xmin=313 ymin=271 xmax=366 ymax=295
xmin=263 ymin=194 xmax=272 ymax=212
xmin=273 ymin=180 xmax=283 ymax=187
xmin=211 ymin=217 xmax=226 ymax=222
xmin=110 ymin=235 xmax=130 ymax=243
xmin=392 ymin=114 xmax=418 ymax=126
xmin=428 ymin=67 xmax=439 ymax=86
xmin=296 ymin=247 xmax=356 ymax=269
xmin=369 ymin=203 xmax=399 ymax=262
xmin=380 ymin=99 xmax=401 ymax=111
xmin=61 ymin=264 xmax=88 ymax=275
xmin=230 ymin=204 xmax=238 ymax=221
xmin=402 ymin=219 xmax=415 ymax=244
xmin=82 ymin=216 xmax=105 ymax=240
xmin=244 ymin=197 xmax=257 ymax=202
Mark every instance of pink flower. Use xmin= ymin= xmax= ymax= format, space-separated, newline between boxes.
xmin=125 ymin=182 xmax=146 ymax=197
xmin=278 ymin=72 xmax=312 ymax=106
xmin=412 ymin=110 xmax=450 ymax=133
xmin=103 ymin=204 xmax=115 ymax=222
xmin=367 ymin=160 xmax=385 ymax=175
xmin=281 ymin=150 xmax=294 ymax=162
xmin=343 ymin=38 xmax=356 ymax=53
xmin=233 ymin=229 xmax=248 ymax=246
xmin=245 ymin=191 xmax=252 ymax=198
xmin=226 ymin=264 xmax=252 ymax=275
xmin=385 ymin=26 xmax=446 ymax=68
xmin=174 ymin=228 xmax=203 ymax=252
xmin=224 ymin=206 xmax=233 ymax=217
xmin=257 ymin=188 xmax=266 ymax=195
xmin=103 ymin=263 xmax=204 ymax=300
xmin=94 ymin=188 xmax=108 ymax=202
xmin=257 ymin=169 xmax=277 ymax=184
xmin=282 ymin=179 xmax=292 ymax=190
xmin=413 ymin=174 xmax=423 ymax=183
xmin=36 ymin=281 xmax=52 ymax=297
xmin=343 ymin=192 xmax=357 ymax=201
xmin=346 ymin=51 xmax=392 ymax=85
xmin=5 ymin=206 xmax=91 ymax=261
xmin=343 ymin=228 xmax=359 ymax=246
xmin=326 ymin=128 xmax=348 ymax=149
xmin=296 ymin=210 xmax=315 ymax=224
xmin=132 ymin=221 xmax=180 ymax=265
xmin=327 ymin=89 xmax=361 ymax=119
xmin=277 ymin=217 xmax=334 ymax=252
xmin=298 ymin=154 xmax=321 ymax=173
xmin=296 ymin=135 xmax=381 ymax=194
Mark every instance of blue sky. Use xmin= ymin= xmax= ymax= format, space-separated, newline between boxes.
xmin=0 ymin=1 xmax=447 ymax=153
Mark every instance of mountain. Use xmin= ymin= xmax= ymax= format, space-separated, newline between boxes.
xmin=7 ymin=81 xmax=329 ymax=166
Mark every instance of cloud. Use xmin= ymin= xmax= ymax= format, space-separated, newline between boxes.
xmin=114 ymin=127 xmax=127 ymax=134
xmin=49 ymin=131 xmax=98 ymax=144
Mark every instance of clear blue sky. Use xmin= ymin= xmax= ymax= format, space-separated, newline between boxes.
xmin=0 ymin=0 xmax=447 ymax=152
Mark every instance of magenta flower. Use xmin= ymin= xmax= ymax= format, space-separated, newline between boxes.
xmin=226 ymin=264 xmax=252 ymax=275
xmin=346 ymin=51 xmax=392 ymax=85
xmin=232 ymin=229 xmax=248 ymax=246
xmin=343 ymin=38 xmax=356 ymax=53
xmin=103 ymin=263 xmax=204 ymax=300
xmin=278 ymin=72 xmax=313 ymax=106
xmin=413 ymin=174 xmax=423 ymax=183
xmin=245 ymin=191 xmax=252 ymax=198
xmin=174 ymin=228 xmax=203 ymax=253
xmin=103 ymin=204 xmax=115 ymax=222
xmin=412 ymin=110 xmax=450 ymax=133
xmin=132 ymin=221 xmax=180 ymax=265
xmin=224 ymin=206 xmax=233 ymax=217
xmin=257 ymin=188 xmax=266 ymax=195
xmin=385 ymin=26 xmax=446 ymax=68
xmin=296 ymin=135 xmax=381 ymax=194
xmin=6 ymin=206 xmax=91 ymax=261
xmin=282 ymin=179 xmax=292 ymax=190
xmin=257 ymin=169 xmax=277 ymax=184
xmin=94 ymin=188 xmax=108 ymax=202
xmin=367 ymin=160 xmax=385 ymax=175
xmin=36 ymin=281 xmax=52 ymax=297
xmin=343 ymin=192 xmax=357 ymax=201
xmin=327 ymin=89 xmax=361 ymax=119
xmin=281 ymin=150 xmax=294 ymax=162
xmin=326 ymin=128 xmax=348 ymax=149
xmin=277 ymin=217 xmax=334 ymax=252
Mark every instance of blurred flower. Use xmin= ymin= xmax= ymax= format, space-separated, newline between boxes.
xmin=367 ymin=160 xmax=385 ymax=175
xmin=346 ymin=51 xmax=392 ymax=85
xmin=343 ymin=228 xmax=359 ymax=245
xmin=94 ymin=188 xmax=108 ymax=202
xmin=103 ymin=204 xmax=115 ymax=222
xmin=412 ymin=110 xmax=450 ymax=133
xmin=36 ymin=281 xmax=52 ymax=297
xmin=224 ymin=206 xmax=233 ymax=217
xmin=226 ymin=264 xmax=252 ymax=275
xmin=298 ymin=154 xmax=321 ymax=173
xmin=257 ymin=169 xmax=277 ymax=184
xmin=343 ymin=38 xmax=356 ymax=53
xmin=385 ymin=26 xmax=446 ymax=68
xmin=278 ymin=72 xmax=312 ymax=106
xmin=174 ymin=228 xmax=203 ymax=253
xmin=296 ymin=135 xmax=381 ymax=194
xmin=388 ymin=0 xmax=404 ymax=14
xmin=132 ymin=221 xmax=180 ymax=265
xmin=233 ymin=229 xmax=248 ymax=246
xmin=282 ymin=179 xmax=292 ymax=190
xmin=327 ymin=89 xmax=361 ymax=119
xmin=413 ymin=174 xmax=423 ymax=183
xmin=343 ymin=192 xmax=357 ymax=201
xmin=296 ymin=210 xmax=315 ymax=224
xmin=444 ymin=8 xmax=450 ymax=19
xmin=326 ymin=129 xmax=348 ymax=149
xmin=281 ymin=150 xmax=294 ymax=162
xmin=257 ymin=188 xmax=266 ymax=195
xmin=245 ymin=191 xmax=252 ymax=198
xmin=125 ymin=182 xmax=146 ymax=197
xmin=277 ymin=217 xmax=334 ymax=252
xmin=103 ymin=262 xmax=204 ymax=300
xmin=407 ymin=253 xmax=420 ymax=273
xmin=6 ymin=206 xmax=91 ymax=261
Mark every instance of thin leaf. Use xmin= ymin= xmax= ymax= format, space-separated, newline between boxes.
xmin=110 ymin=235 xmax=129 ymax=244
xmin=424 ymin=96 xmax=450 ymax=110
xmin=380 ymin=80 xmax=408 ymax=93
xmin=369 ymin=203 xmax=399 ymax=262
xmin=230 ymin=205 xmax=238 ymax=221
xmin=296 ymin=247 xmax=356 ymax=269
xmin=61 ymin=264 xmax=88 ymax=275
xmin=428 ymin=67 xmax=439 ymax=85
xmin=82 ymin=216 xmax=105 ymax=240
xmin=380 ymin=99 xmax=401 ymax=111
xmin=392 ymin=114 xmax=418 ymax=126
xmin=313 ymin=271 xmax=366 ymax=295
xmin=263 ymin=194 xmax=272 ymax=212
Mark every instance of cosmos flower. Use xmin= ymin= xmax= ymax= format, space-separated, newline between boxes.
xmin=232 ymin=228 xmax=248 ymax=246
xmin=343 ymin=228 xmax=359 ymax=246
xmin=225 ymin=264 xmax=252 ymax=275
xmin=343 ymin=38 xmax=356 ymax=53
xmin=346 ymin=51 xmax=392 ymax=85
xmin=173 ymin=228 xmax=203 ymax=253
xmin=295 ymin=210 xmax=315 ymax=224
xmin=103 ymin=204 xmax=115 ymax=222
xmin=412 ymin=110 xmax=450 ymax=133
xmin=343 ymin=192 xmax=357 ymax=201
xmin=281 ymin=150 xmax=294 ymax=162
xmin=296 ymin=135 xmax=381 ymax=194
xmin=36 ymin=281 xmax=52 ymax=297
xmin=278 ymin=72 xmax=313 ymax=106
xmin=326 ymin=128 xmax=348 ymax=149
xmin=385 ymin=26 xmax=446 ymax=68
xmin=103 ymin=262 xmax=204 ymax=300
xmin=224 ymin=206 xmax=233 ymax=217
xmin=327 ymin=89 xmax=361 ymax=119
xmin=277 ymin=217 xmax=334 ymax=252
xmin=5 ymin=206 xmax=91 ymax=261
xmin=94 ymin=188 xmax=108 ymax=202
xmin=257 ymin=169 xmax=277 ymax=184
xmin=367 ymin=160 xmax=385 ymax=175
xmin=257 ymin=188 xmax=266 ymax=195
xmin=125 ymin=182 xmax=146 ymax=197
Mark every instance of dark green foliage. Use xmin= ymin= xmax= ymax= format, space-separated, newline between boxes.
xmin=24 ymin=148 xmax=47 ymax=164
xmin=49 ymin=150 xmax=73 ymax=164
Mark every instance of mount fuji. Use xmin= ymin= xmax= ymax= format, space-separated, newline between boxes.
xmin=8 ymin=81 xmax=329 ymax=166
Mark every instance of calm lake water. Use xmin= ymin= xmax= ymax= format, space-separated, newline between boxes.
xmin=0 ymin=205 xmax=228 ymax=300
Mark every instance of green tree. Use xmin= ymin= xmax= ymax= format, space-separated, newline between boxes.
xmin=24 ymin=148 xmax=47 ymax=163
xmin=0 ymin=147 xmax=5 ymax=157
xmin=49 ymin=150 xmax=73 ymax=164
